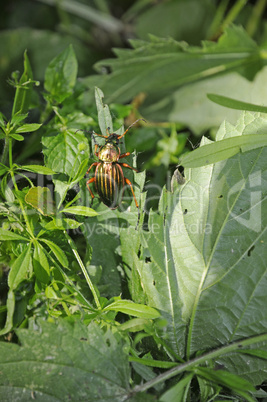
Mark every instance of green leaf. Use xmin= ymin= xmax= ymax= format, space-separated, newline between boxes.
xmin=128 ymin=110 xmax=267 ymax=385
xmin=10 ymin=133 xmax=24 ymax=141
xmin=95 ymin=87 xmax=113 ymax=135
xmin=42 ymin=128 xmax=89 ymax=176
xmin=83 ymin=26 xmax=261 ymax=107
xmin=159 ymin=373 xmax=193 ymax=402
xmin=238 ymin=349 xmax=267 ymax=360
xmin=10 ymin=112 xmax=28 ymax=127
xmin=207 ymin=93 xmax=267 ymax=113
xmin=0 ymin=290 xmax=15 ymax=336
xmin=12 ymin=50 xmax=33 ymax=116
xmin=8 ymin=245 xmax=32 ymax=290
xmin=0 ymin=163 xmax=8 ymax=176
xmin=32 ymin=242 xmax=50 ymax=284
xmin=61 ymin=206 xmax=98 ymax=217
xmin=0 ymin=228 xmax=28 ymax=241
xmin=15 ymin=123 xmax=42 ymax=133
xmin=144 ymin=67 xmax=267 ymax=135
xmin=0 ymin=320 xmax=132 ymax=401
xmin=0 ymin=112 xmax=6 ymax=128
xmin=44 ymin=44 xmax=78 ymax=103
xmin=195 ymin=367 xmax=255 ymax=392
xmin=39 ymin=238 xmax=69 ymax=267
xmin=25 ymin=186 xmax=55 ymax=215
xmin=104 ymin=300 xmax=160 ymax=319
xmin=179 ymin=132 xmax=267 ymax=168
xmin=20 ymin=165 xmax=55 ymax=175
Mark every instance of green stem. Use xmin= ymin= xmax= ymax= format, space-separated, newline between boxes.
xmin=207 ymin=0 xmax=230 ymax=40
xmin=52 ymin=281 xmax=71 ymax=316
xmin=132 ymin=332 xmax=267 ymax=394
xmin=8 ymin=137 xmax=34 ymax=237
xmin=246 ymin=0 xmax=267 ymax=37
xmin=1 ymin=137 xmax=9 ymax=165
xmin=42 ymin=246 xmax=94 ymax=310
xmin=220 ymin=0 xmax=248 ymax=32
xmin=64 ymin=231 xmax=101 ymax=309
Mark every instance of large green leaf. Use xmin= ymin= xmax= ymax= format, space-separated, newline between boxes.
xmin=142 ymin=66 xmax=267 ymax=134
xmin=0 ymin=320 xmax=132 ymax=401
xmin=44 ymin=45 xmax=78 ymax=103
xmin=42 ymin=128 xmax=89 ymax=176
xmin=82 ymin=26 xmax=264 ymax=108
xmin=124 ymin=111 xmax=267 ymax=384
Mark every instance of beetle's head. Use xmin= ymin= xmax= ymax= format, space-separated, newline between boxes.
xmin=105 ymin=133 xmax=120 ymax=146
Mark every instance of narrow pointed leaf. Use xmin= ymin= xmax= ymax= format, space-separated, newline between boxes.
xmin=15 ymin=123 xmax=42 ymax=133
xmin=0 ymin=290 xmax=15 ymax=336
xmin=32 ymin=243 xmax=50 ymax=284
xmin=40 ymin=238 xmax=69 ymax=267
xmin=61 ymin=206 xmax=98 ymax=217
xmin=8 ymin=245 xmax=32 ymax=290
xmin=104 ymin=300 xmax=160 ymax=319
xmin=0 ymin=228 xmax=28 ymax=241
xmin=207 ymin=93 xmax=267 ymax=113
xmin=21 ymin=165 xmax=55 ymax=175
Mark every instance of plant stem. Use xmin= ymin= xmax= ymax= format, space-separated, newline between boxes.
xmin=1 ymin=137 xmax=9 ymax=165
xmin=220 ymin=0 xmax=248 ymax=32
xmin=207 ymin=0 xmax=230 ymax=40
xmin=132 ymin=332 xmax=267 ymax=394
xmin=64 ymin=231 xmax=101 ymax=309
xmin=246 ymin=0 xmax=267 ymax=37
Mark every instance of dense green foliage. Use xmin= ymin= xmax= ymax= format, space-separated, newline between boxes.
xmin=0 ymin=1 xmax=267 ymax=401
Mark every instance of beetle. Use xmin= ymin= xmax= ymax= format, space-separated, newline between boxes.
xmin=86 ymin=118 xmax=144 ymax=210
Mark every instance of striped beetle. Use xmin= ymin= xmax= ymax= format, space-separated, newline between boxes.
xmin=86 ymin=119 xmax=144 ymax=210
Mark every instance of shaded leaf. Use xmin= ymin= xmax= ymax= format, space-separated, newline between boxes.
xmin=44 ymin=45 xmax=78 ymax=103
xmin=0 ymin=320 xmax=132 ymax=401
xmin=32 ymin=242 xmax=50 ymax=284
xmin=25 ymin=186 xmax=55 ymax=216
xmin=159 ymin=373 xmax=193 ymax=402
xmin=83 ymin=26 xmax=261 ymax=108
xmin=0 ymin=290 xmax=15 ymax=336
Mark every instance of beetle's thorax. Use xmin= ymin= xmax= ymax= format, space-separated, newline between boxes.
xmin=98 ymin=143 xmax=120 ymax=162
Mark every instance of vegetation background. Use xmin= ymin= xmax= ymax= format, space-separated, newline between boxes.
xmin=0 ymin=0 xmax=267 ymax=401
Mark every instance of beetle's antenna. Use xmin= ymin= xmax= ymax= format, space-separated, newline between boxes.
xmin=118 ymin=118 xmax=146 ymax=139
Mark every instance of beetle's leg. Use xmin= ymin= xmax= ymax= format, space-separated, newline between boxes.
xmin=125 ymin=178 xmax=139 ymax=208
xmin=119 ymin=162 xmax=138 ymax=173
xmin=92 ymin=132 xmax=108 ymax=139
xmin=119 ymin=152 xmax=131 ymax=159
xmin=86 ymin=163 xmax=98 ymax=206
xmin=86 ymin=162 xmax=98 ymax=175
xmin=117 ymin=118 xmax=146 ymax=139
xmin=94 ymin=143 xmax=99 ymax=157
xmin=86 ymin=177 xmax=96 ymax=206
